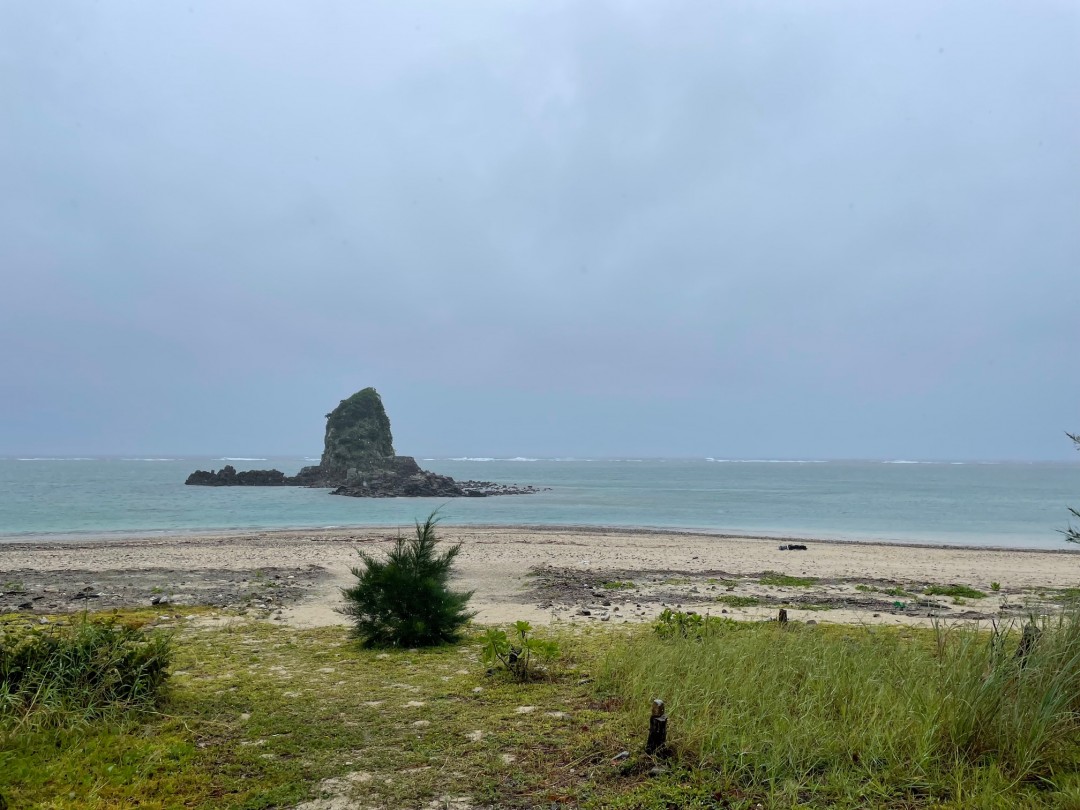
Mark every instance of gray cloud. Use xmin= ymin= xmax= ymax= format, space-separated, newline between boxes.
xmin=2 ymin=1 xmax=1078 ymax=459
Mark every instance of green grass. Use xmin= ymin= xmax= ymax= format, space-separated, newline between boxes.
xmin=924 ymin=584 xmax=988 ymax=600
xmin=758 ymin=571 xmax=818 ymax=587
xmin=1 ymin=615 xmax=619 ymax=809
xmin=715 ymin=595 xmax=761 ymax=608
xmin=598 ymin=612 xmax=1080 ymax=808
xmin=1 ymin=615 xmax=172 ymax=728
xmin=600 ymin=580 xmax=635 ymax=590
xmin=8 ymin=609 xmax=1080 ymax=809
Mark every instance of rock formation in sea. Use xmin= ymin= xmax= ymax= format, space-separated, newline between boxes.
xmin=185 ymin=387 xmax=543 ymax=498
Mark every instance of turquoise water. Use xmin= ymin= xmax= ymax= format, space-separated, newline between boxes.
xmin=1 ymin=457 xmax=1078 ymax=549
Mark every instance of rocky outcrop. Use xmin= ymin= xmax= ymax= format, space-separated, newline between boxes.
xmin=319 ymin=387 xmax=396 ymax=476
xmin=184 ymin=465 xmax=289 ymax=486
xmin=185 ymin=387 xmax=544 ymax=498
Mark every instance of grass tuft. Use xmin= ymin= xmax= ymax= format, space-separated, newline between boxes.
xmin=924 ymin=584 xmax=987 ymax=599
xmin=0 ymin=616 xmax=171 ymax=728
xmin=759 ymin=571 xmax=818 ymax=587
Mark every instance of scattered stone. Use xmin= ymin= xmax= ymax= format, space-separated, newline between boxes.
xmin=779 ymin=544 xmax=808 ymax=551
xmin=612 ymin=751 xmax=630 ymax=762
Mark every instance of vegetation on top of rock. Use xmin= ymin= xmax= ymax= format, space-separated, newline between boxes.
xmin=320 ymin=387 xmax=395 ymax=472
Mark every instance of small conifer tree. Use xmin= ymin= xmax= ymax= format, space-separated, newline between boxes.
xmin=342 ymin=511 xmax=474 ymax=647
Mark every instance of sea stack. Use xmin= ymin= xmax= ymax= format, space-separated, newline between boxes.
xmin=185 ymin=387 xmax=542 ymax=498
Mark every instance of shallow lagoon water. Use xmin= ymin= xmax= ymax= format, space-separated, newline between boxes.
xmin=4 ymin=457 xmax=1075 ymax=552
xmin=2 ymin=457 xmax=1078 ymax=549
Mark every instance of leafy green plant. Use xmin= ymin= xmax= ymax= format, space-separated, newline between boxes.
xmin=480 ymin=621 xmax=558 ymax=682
xmin=341 ymin=511 xmax=474 ymax=647
xmin=991 ymin=581 xmax=1001 ymax=592
xmin=601 ymin=580 xmax=634 ymax=590
xmin=653 ymin=609 xmax=734 ymax=640
xmin=0 ymin=617 xmax=171 ymax=727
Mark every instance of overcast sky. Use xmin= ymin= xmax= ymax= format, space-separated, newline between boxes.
xmin=2 ymin=1 xmax=1078 ymax=460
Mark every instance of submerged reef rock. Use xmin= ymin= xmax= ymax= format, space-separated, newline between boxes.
xmin=185 ymin=387 xmax=543 ymax=498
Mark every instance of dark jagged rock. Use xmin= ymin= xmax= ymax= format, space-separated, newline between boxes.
xmin=185 ymin=387 xmax=547 ymax=498
xmin=184 ymin=465 xmax=290 ymax=486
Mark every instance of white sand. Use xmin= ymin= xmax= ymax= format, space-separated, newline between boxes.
xmin=3 ymin=526 xmax=1077 ymax=628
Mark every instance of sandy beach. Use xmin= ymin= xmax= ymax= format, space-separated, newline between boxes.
xmin=2 ymin=526 xmax=1078 ymax=629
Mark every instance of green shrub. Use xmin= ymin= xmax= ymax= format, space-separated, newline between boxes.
xmin=341 ymin=512 xmax=474 ymax=647
xmin=481 ymin=621 xmax=558 ymax=682
xmin=0 ymin=618 xmax=171 ymax=726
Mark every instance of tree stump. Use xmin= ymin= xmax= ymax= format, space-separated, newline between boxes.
xmin=646 ymin=698 xmax=668 ymax=756
xmin=1016 ymin=623 xmax=1041 ymax=667
xmin=778 ymin=608 xmax=788 ymax=624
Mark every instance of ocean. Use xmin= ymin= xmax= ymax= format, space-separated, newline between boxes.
xmin=1 ymin=457 xmax=1078 ymax=550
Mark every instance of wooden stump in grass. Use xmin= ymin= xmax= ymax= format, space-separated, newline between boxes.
xmin=778 ymin=608 xmax=788 ymax=624
xmin=646 ymin=698 xmax=668 ymax=756
xmin=1017 ymin=623 xmax=1041 ymax=667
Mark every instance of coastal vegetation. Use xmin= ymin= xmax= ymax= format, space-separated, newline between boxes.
xmin=480 ymin=620 xmax=559 ymax=682
xmin=0 ymin=616 xmax=171 ymax=728
xmin=341 ymin=512 xmax=475 ymax=647
xmin=602 ymin=612 xmax=1080 ymax=808
xmin=3 ymin=606 xmax=1080 ymax=808
xmin=758 ymin=571 xmax=818 ymax=587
